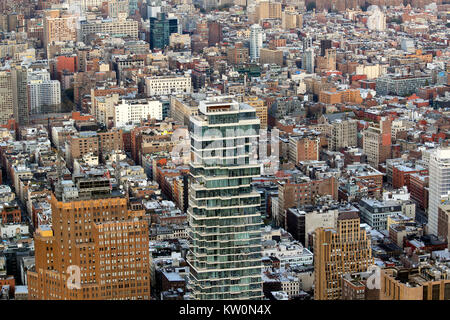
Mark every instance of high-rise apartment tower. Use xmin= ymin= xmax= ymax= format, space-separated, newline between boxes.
xmin=250 ymin=24 xmax=264 ymax=62
xmin=187 ymin=96 xmax=263 ymax=299
xmin=428 ymin=148 xmax=450 ymax=237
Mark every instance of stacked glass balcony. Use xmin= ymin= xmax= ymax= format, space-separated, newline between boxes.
xmin=187 ymin=99 xmax=263 ymax=300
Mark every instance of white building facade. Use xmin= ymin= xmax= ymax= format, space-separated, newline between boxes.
xmin=145 ymin=75 xmax=191 ymax=96
xmin=114 ymin=99 xmax=163 ymax=127
xmin=367 ymin=6 xmax=386 ymax=31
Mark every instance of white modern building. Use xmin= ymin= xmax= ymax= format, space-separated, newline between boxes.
xmin=367 ymin=6 xmax=386 ymax=31
xmin=428 ymin=148 xmax=450 ymax=236
xmin=250 ymin=24 xmax=264 ymax=62
xmin=187 ymin=96 xmax=263 ymax=300
xmin=401 ymin=38 xmax=415 ymax=53
xmin=145 ymin=74 xmax=191 ymax=96
xmin=0 ymin=224 xmax=29 ymax=238
xmin=302 ymin=47 xmax=315 ymax=74
xmin=27 ymin=69 xmax=61 ymax=114
xmin=263 ymin=242 xmax=313 ymax=268
xmin=114 ymin=99 xmax=163 ymax=127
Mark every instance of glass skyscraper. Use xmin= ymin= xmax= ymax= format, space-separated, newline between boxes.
xmin=149 ymin=12 xmax=178 ymax=50
xmin=187 ymin=96 xmax=263 ymax=300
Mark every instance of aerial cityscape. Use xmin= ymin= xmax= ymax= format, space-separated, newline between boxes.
xmin=0 ymin=0 xmax=449 ymax=304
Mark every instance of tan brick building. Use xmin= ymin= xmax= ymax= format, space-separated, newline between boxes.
xmin=28 ymin=182 xmax=150 ymax=300
xmin=314 ymin=212 xmax=373 ymax=300
xmin=438 ymin=202 xmax=450 ymax=248
xmin=363 ymin=117 xmax=392 ymax=168
xmin=226 ymin=43 xmax=249 ymax=65
xmin=288 ymin=136 xmax=319 ymax=163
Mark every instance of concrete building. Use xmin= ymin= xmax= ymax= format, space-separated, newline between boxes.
xmin=260 ymin=48 xmax=283 ymax=66
xmin=80 ymin=17 xmax=139 ymax=41
xmin=114 ymin=99 xmax=163 ymax=127
xmin=27 ymin=176 xmax=150 ymax=300
xmin=363 ymin=117 xmax=391 ymax=168
xmin=367 ymin=6 xmax=386 ymax=31
xmin=27 ymin=69 xmax=61 ymax=114
xmin=401 ymin=38 xmax=415 ymax=53
xmin=302 ymin=48 xmax=315 ymax=74
xmin=281 ymin=8 xmax=302 ymax=30
xmin=376 ymin=75 xmax=432 ymax=97
xmin=286 ymin=206 xmax=339 ymax=247
xmin=355 ymin=63 xmax=385 ymax=80
xmin=145 ymin=74 xmax=191 ymax=96
xmin=169 ymin=33 xmax=191 ymax=49
xmin=0 ymin=65 xmax=30 ymax=126
xmin=288 ymin=136 xmax=319 ymax=164
xmin=255 ymin=1 xmax=282 ymax=22
xmin=169 ymin=95 xmax=199 ymax=126
xmin=263 ymin=241 xmax=313 ymax=268
xmin=107 ymin=0 xmax=129 ymax=19
xmin=43 ymin=10 xmax=77 ymax=53
xmin=381 ymin=267 xmax=450 ymax=300
xmin=250 ymin=24 xmax=264 ymax=62
xmin=243 ymin=96 xmax=268 ymax=129
xmin=358 ymin=198 xmax=415 ymax=231
xmin=11 ymin=65 xmax=29 ymax=125
xmin=330 ymin=119 xmax=358 ymax=151
xmin=93 ymin=94 xmax=119 ymax=127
